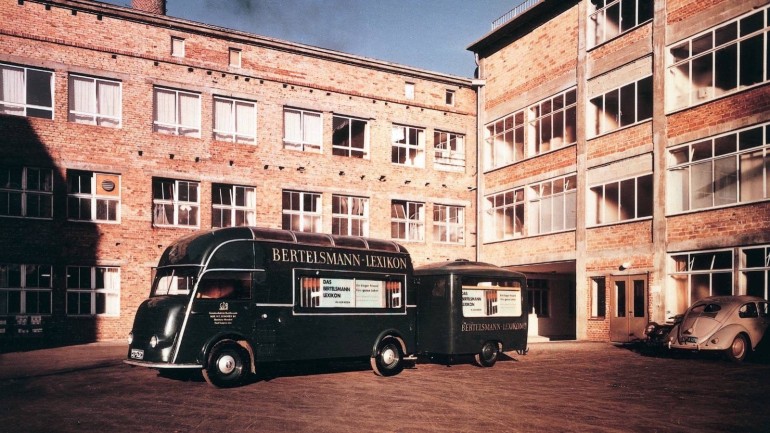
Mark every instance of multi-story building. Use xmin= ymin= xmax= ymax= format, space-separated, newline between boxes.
xmin=469 ymin=0 xmax=770 ymax=341
xmin=0 ymin=0 xmax=477 ymax=345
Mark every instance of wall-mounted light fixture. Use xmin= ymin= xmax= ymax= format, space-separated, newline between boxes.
xmin=619 ymin=262 xmax=632 ymax=271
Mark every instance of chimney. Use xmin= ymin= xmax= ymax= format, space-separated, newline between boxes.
xmin=132 ymin=0 xmax=166 ymax=15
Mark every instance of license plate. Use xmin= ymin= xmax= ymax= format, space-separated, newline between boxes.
xmin=685 ymin=336 xmax=698 ymax=344
xmin=130 ymin=348 xmax=144 ymax=360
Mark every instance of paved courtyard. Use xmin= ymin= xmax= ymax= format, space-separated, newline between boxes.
xmin=1 ymin=340 xmax=769 ymax=432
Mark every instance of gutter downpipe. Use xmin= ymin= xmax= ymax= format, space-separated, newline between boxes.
xmin=472 ymin=53 xmax=485 ymax=263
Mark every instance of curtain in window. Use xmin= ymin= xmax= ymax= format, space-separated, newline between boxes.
xmin=284 ymin=110 xmax=302 ymax=143
xmin=69 ymin=76 xmax=95 ymax=124
xmin=0 ymin=66 xmax=24 ymax=115
xmin=97 ymin=80 xmax=120 ymax=127
xmin=154 ymin=89 xmax=177 ymax=131
xmin=236 ymin=101 xmax=256 ymax=142
xmin=214 ymin=98 xmax=234 ymax=138
xmin=178 ymin=93 xmax=199 ymax=136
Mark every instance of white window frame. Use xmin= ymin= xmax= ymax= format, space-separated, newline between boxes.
xmin=590 ymin=277 xmax=607 ymax=318
xmin=484 ymin=110 xmax=525 ymax=170
xmin=528 ymin=89 xmax=577 ymax=155
xmin=229 ymin=48 xmax=242 ymax=68
xmin=588 ymin=76 xmax=652 ymax=138
xmin=0 ymin=62 xmax=54 ymax=119
xmin=669 ymin=250 xmax=734 ymax=308
xmin=213 ymin=96 xmax=257 ymax=144
xmin=391 ymin=125 xmax=425 ymax=167
xmin=332 ymin=115 xmax=369 ymax=159
xmin=445 ymin=89 xmax=455 ymax=106
xmin=740 ymin=245 xmax=770 ymax=299
xmin=153 ymin=87 xmax=201 ymax=137
xmin=0 ymin=264 xmax=53 ymax=315
xmin=67 ymin=170 xmax=121 ymax=223
xmin=0 ymin=166 xmax=53 ymax=219
xmin=68 ymin=74 xmax=122 ymax=127
xmin=667 ymin=6 xmax=769 ymax=111
xmin=433 ymin=204 xmax=464 ymax=244
xmin=171 ymin=36 xmax=185 ymax=57
xmin=391 ymin=200 xmax=424 ymax=242
xmin=332 ymin=195 xmax=369 ymax=237
xmin=283 ymin=108 xmax=322 ymax=153
xmin=483 ymin=188 xmax=525 ymax=242
xmin=667 ymin=123 xmax=770 ymax=214
xmin=152 ymin=178 xmax=200 ymax=228
xmin=528 ymin=175 xmax=577 ymax=236
xmin=66 ymin=266 xmax=120 ymax=316
xmin=405 ymin=82 xmax=415 ymax=100
xmin=588 ymin=173 xmax=653 ymax=226
xmin=588 ymin=0 xmax=654 ymax=49
xmin=282 ymin=190 xmax=321 ymax=233
xmin=212 ymin=183 xmax=256 ymax=228
xmin=434 ymin=131 xmax=465 ymax=171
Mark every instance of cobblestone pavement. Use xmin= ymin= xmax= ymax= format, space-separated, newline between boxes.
xmin=1 ymin=340 xmax=769 ymax=433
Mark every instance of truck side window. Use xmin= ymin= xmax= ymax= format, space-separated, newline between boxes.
xmin=197 ymin=271 xmax=251 ymax=300
xmin=208 ymin=241 xmax=254 ymax=269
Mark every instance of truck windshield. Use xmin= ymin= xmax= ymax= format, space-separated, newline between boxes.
xmin=151 ymin=266 xmax=200 ymax=297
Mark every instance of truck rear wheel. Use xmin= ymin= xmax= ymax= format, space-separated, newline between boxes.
xmin=474 ymin=341 xmax=500 ymax=367
xmin=203 ymin=340 xmax=249 ymax=387
xmin=371 ymin=337 xmax=404 ymax=377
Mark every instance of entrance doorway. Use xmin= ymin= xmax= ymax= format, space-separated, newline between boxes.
xmin=609 ymin=275 xmax=648 ymax=342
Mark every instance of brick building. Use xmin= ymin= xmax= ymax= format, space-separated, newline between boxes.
xmin=3 ymin=0 xmax=769 ymax=348
xmin=0 ymin=0 xmax=477 ymax=345
xmin=470 ymin=0 xmax=770 ymax=341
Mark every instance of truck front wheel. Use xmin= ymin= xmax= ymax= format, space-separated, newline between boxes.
xmin=203 ymin=340 xmax=249 ymax=387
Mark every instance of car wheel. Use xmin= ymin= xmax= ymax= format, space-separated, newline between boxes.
xmin=725 ymin=334 xmax=749 ymax=363
xmin=202 ymin=340 xmax=249 ymax=387
xmin=474 ymin=341 xmax=500 ymax=367
xmin=370 ymin=337 xmax=404 ymax=377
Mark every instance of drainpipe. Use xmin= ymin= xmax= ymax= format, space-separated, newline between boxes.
xmin=472 ymin=53 xmax=485 ymax=263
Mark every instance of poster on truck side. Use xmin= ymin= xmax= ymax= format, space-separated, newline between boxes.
xmin=462 ymin=287 xmax=522 ymax=317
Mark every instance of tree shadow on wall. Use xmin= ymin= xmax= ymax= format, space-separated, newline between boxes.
xmin=0 ymin=115 xmax=101 ymax=353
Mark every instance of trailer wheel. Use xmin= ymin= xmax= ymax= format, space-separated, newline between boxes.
xmin=371 ymin=337 xmax=404 ymax=377
xmin=474 ymin=341 xmax=500 ymax=367
xmin=724 ymin=334 xmax=748 ymax=363
xmin=202 ymin=340 xmax=249 ymax=387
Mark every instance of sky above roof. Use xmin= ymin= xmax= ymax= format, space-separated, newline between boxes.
xmin=98 ymin=0 xmax=527 ymax=77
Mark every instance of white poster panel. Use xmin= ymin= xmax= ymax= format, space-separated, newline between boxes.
xmin=320 ymin=278 xmax=354 ymax=307
xmin=462 ymin=289 xmax=486 ymax=317
xmin=462 ymin=288 xmax=521 ymax=317
xmin=497 ymin=290 xmax=522 ymax=317
xmin=355 ymin=280 xmax=385 ymax=308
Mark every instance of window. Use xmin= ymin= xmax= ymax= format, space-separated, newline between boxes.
xmin=0 ymin=166 xmax=53 ymax=219
xmin=171 ymin=36 xmax=185 ymax=57
xmin=667 ymin=123 xmax=770 ymax=213
xmin=589 ymin=76 xmax=652 ymax=137
xmin=68 ymin=75 xmax=121 ymax=127
xmin=332 ymin=115 xmax=368 ymax=158
xmin=67 ymin=170 xmax=120 ymax=223
xmin=213 ymin=96 xmax=256 ymax=144
xmin=0 ymin=264 xmax=52 ymax=315
xmin=282 ymin=190 xmax=321 ymax=233
xmin=405 ymin=82 xmax=415 ymax=100
xmin=591 ymin=277 xmax=607 ymax=318
xmin=529 ymin=175 xmax=577 ymax=235
xmin=529 ymin=89 xmax=577 ymax=155
xmin=391 ymin=200 xmax=424 ymax=242
xmin=299 ymin=274 xmax=403 ymax=310
xmin=332 ymin=195 xmax=368 ymax=236
xmin=461 ymin=279 xmax=523 ymax=318
xmin=527 ymin=279 xmax=550 ymax=317
xmin=445 ymin=89 xmax=455 ymax=106
xmin=670 ymin=250 xmax=733 ymax=307
xmin=66 ymin=266 xmax=120 ymax=316
xmin=391 ymin=125 xmax=425 ymax=167
xmin=433 ymin=204 xmax=464 ymax=244
xmin=485 ymin=110 xmax=525 ymax=169
xmin=152 ymin=178 xmax=199 ymax=228
xmin=284 ymin=108 xmax=322 ymax=152
xmin=668 ymin=7 xmax=769 ymax=110
xmin=153 ymin=87 xmax=200 ymax=137
xmin=229 ymin=48 xmax=242 ymax=68
xmin=212 ymin=184 xmax=256 ymax=228
xmin=741 ymin=246 xmax=770 ymax=299
xmin=588 ymin=0 xmax=654 ymax=48
xmin=483 ymin=189 xmax=525 ymax=242
xmin=434 ymin=131 xmax=465 ymax=171
xmin=0 ymin=63 xmax=54 ymax=119
xmin=589 ymin=174 xmax=653 ymax=226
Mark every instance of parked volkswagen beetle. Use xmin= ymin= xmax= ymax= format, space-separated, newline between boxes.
xmin=667 ymin=295 xmax=769 ymax=362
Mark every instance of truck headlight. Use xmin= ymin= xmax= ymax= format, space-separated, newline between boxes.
xmin=127 ymin=332 xmax=133 ymax=345
xmin=150 ymin=335 xmax=159 ymax=348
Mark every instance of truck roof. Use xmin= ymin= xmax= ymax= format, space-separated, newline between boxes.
xmin=414 ymin=259 xmax=526 ymax=279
